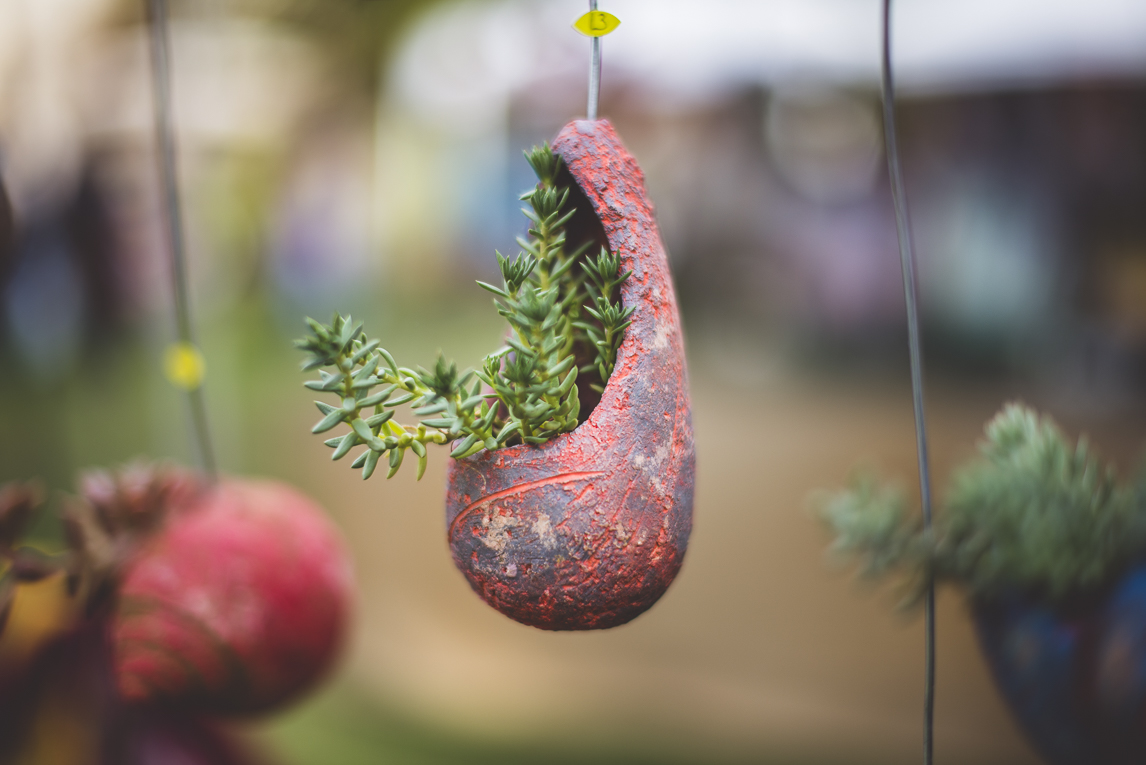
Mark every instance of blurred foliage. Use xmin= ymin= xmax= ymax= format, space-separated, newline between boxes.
xmin=261 ymin=683 xmax=871 ymax=765
xmin=821 ymin=403 xmax=1146 ymax=605
xmin=235 ymin=0 xmax=443 ymax=93
xmin=109 ymin=0 xmax=468 ymax=96
xmin=820 ymin=475 xmax=928 ymax=603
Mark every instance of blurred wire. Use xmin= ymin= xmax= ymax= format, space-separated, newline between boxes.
xmin=587 ymin=0 xmax=601 ymax=121
xmin=146 ymin=0 xmax=217 ymax=478
xmin=880 ymin=1 xmax=935 ymax=763
xmin=0 ymin=173 xmax=12 ymax=283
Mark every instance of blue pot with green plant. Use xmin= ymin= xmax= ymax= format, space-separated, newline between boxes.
xmin=822 ymin=405 xmax=1146 ymax=765
xmin=973 ymin=564 xmax=1146 ymax=765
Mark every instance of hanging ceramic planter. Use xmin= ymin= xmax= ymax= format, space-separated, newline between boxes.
xmin=819 ymin=404 xmax=1146 ymax=764
xmin=974 ymin=564 xmax=1146 ymax=765
xmin=112 ymin=476 xmax=354 ymax=714
xmin=297 ymin=120 xmax=694 ymax=630
xmin=445 ymin=120 xmax=695 ymax=630
xmin=296 ymin=124 xmax=693 ymax=630
xmin=297 ymin=11 xmax=693 ymax=631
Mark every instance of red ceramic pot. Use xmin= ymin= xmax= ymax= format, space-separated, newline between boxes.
xmin=446 ymin=120 xmax=695 ymax=630
xmin=113 ymin=479 xmax=353 ymax=715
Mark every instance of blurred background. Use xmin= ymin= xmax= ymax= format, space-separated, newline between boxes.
xmin=2 ymin=0 xmax=1146 ymax=762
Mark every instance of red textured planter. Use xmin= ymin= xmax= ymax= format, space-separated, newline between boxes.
xmin=446 ymin=120 xmax=695 ymax=630
xmin=113 ymin=479 xmax=353 ymax=715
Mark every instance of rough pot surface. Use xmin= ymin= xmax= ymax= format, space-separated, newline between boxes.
xmin=445 ymin=120 xmax=695 ymax=630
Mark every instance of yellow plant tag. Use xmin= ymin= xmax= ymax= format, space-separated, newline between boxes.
xmin=164 ymin=342 xmax=206 ymax=391
xmin=573 ymin=11 xmax=620 ymax=37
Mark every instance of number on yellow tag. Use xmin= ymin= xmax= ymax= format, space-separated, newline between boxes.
xmin=573 ymin=11 xmax=620 ymax=37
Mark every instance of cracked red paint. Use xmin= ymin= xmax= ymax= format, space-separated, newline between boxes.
xmin=445 ymin=120 xmax=696 ymax=631
xmin=448 ymin=471 xmax=605 ymax=540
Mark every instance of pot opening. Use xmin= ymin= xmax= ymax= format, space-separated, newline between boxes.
xmin=554 ymin=162 xmax=613 ymax=423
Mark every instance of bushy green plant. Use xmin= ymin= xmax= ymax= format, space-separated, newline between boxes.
xmin=821 ymin=403 xmax=1146 ymax=604
xmin=296 ymin=144 xmax=632 ymax=480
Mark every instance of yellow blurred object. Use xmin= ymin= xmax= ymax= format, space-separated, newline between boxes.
xmin=18 ymin=689 xmax=101 ymax=765
xmin=164 ymin=342 xmax=207 ymax=391
xmin=0 ymin=572 xmax=77 ymax=670
xmin=573 ymin=11 xmax=621 ymax=37
xmin=1 ymin=573 xmax=95 ymax=765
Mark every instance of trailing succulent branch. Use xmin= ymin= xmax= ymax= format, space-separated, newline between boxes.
xmin=820 ymin=403 xmax=1146 ymax=606
xmin=297 ymin=143 xmax=632 ymax=480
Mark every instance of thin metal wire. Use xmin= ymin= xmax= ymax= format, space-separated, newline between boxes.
xmin=880 ymin=1 xmax=934 ymax=763
xmin=587 ymin=0 xmax=601 ymax=120
xmin=146 ymin=0 xmax=217 ymax=478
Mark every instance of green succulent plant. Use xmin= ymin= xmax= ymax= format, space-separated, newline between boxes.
xmin=296 ymin=143 xmax=632 ymax=480
xmin=821 ymin=403 xmax=1146 ymax=605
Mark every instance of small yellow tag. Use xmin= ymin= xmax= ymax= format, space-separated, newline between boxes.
xmin=573 ymin=11 xmax=620 ymax=37
xmin=164 ymin=342 xmax=206 ymax=391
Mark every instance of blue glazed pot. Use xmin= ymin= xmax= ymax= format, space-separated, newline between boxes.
xmin=973 ymin=564 xmax=1146 ymax=765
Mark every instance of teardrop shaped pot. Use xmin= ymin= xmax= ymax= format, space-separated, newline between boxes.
xmin=445 ymin=120 xmax=695 ymax=631
xmin=973 ymin=563 xmax=1146 ymax=765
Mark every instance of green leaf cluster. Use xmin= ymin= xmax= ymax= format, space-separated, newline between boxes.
xmin=820 ymin=403 xmax=1146 ymax=605
xmin=296 ymin=143 xmax=632 ymax=480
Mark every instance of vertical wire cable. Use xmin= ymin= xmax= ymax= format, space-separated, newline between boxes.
xmin=146 ymin=0 xmax=217 ymax=478
xmin=880 ymin=1 xmax=935 ymax=763
xmin=587 ymin=0 xmax=601 ymax=120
